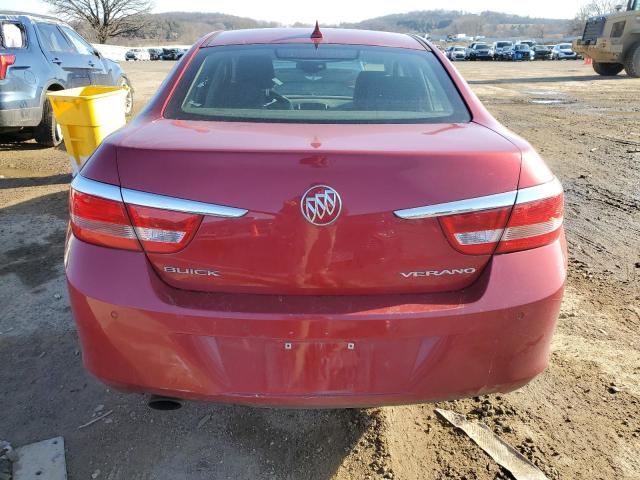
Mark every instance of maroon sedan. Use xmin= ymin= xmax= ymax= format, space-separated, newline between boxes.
xmin=66 ymin=27 xmax=566 ymax=408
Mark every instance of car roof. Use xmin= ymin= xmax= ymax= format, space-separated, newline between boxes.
xmin=203 ymin=28 xmax=424 ymax=50
xmin=0 ymin=10 xmax=68 ymax=25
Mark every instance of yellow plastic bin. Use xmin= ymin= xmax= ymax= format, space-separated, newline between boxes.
xmin=47 ymin=86 xmax=128 ymax=174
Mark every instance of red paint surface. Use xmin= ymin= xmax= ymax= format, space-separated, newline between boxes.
xmin=66 ymin=234 xmax=566 ymax=407
xmin=112 ymin=121 xmax=522 ymax=294
xmin=71 ymin=28 xmax=568 ymax=406
xmin=203 ymin=28 xmax=423 ymax=50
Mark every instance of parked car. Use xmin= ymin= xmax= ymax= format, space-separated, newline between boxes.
xmin=467 ymin=42 xmax=494 ymax=61
xmin=532 ymin=45 xmax=553 ymax=60
xmin=505 ymin=44 xmax=533 ymax=61
xmin=0 ymin=11 xmax=132 ymax=147
xmin=67 ymin=27 xmax=566 ymax=408
xmin=176 ymin=48 xmax=188 ymax=60
xmin=446 ymin=45 xmax=466 ymax=61
xmin=493 ymin=41 xmax=513 ymax=60
xmin=516 ymin=40 xmax=537 ymax=49
xmin=148 ymin=48 xmax=162 ymax=60
xmin=161 ymin=48 xmax=180 ymax=60
xmin=552 ymin=43 xmax=578 ymax=60
xmin=125 ymin=48 xmax=150 ymax=61
xmin=516 ymin=40 xmax=537 ymax=60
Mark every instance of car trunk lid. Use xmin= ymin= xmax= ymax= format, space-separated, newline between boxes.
xmin=115 ymin=119 xmax=521 ymax=295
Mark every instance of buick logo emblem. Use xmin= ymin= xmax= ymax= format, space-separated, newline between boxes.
xmin=300 ymin=185 xmax=342 ymax=226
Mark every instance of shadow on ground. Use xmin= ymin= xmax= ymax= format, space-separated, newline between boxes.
xmin=0 ymin=134 xmax=68 ymax=152
xmin=0 ymin=174 xmax=72 ymax=189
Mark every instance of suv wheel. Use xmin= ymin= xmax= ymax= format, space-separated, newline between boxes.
xmin=34 ymin=98 xmax=63 ymax=147
xmin=624 ymin=43 xmax=640 ymax=78
xmin=593 ymin=62 xmax=624 ymax=76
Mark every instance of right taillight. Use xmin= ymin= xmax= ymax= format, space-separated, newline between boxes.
xmin=439 ymin=179 xmax=564 ymax=255
xmin=495 ymin=192 xmax=564 ymax=253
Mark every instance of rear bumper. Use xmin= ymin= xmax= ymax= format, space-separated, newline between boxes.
xmin=0 ymin=106 xmax=41 ymax=128
xmin=66 ymin=234 xmax=567 ymax=407
xmin=558 ymin=54 xmax=578 ymax=59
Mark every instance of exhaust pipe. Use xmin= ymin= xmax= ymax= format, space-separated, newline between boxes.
xmin=147 ymin=395 xmax=183 ymax=411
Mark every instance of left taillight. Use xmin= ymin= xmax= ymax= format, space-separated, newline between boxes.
xmin=0 ymin=54 xmax=16 ymax=80
xmin=126 ymin=204 xmax=202 ymax=254
xmin=70 ymin=179 xmax=202 ymax=253
xmin=70 ymin=188 xmax=141 ymax=251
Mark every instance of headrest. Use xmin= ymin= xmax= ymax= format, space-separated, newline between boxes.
xmin=353 ymin=72 xmax=425 ymax=111
xmin=235 ymin=55 xmax=275 ymax=89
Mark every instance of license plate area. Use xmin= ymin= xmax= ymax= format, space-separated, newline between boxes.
xmin=185 ymin=336 xmax=424 ymax=395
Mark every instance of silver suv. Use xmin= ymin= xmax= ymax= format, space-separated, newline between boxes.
xmin=0 ymin=11 xmax=132 ymax=146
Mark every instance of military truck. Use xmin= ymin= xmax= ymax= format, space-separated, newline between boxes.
xmin=573 ymin=0 xmax=640 ymax=77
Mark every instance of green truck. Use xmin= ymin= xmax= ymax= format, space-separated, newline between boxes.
xmin=573 ymin=0 xmax=640 ymax=77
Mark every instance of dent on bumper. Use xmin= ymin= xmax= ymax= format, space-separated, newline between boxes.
xmin=66 ymin=235 xmax=567 ymax=407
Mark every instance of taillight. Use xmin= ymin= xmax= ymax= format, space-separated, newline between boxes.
xmin=126 ymin=204 xmax=202 ymax=254
xmin=495 ymin=193 xmax=564 ymax=253
xmin=439 ymin=180 xmax=564 ymax=255
xmin=439 ymin=207 xmax=511 ymax=255
xmin=0 ymin=54 xmax=16 ymax=80
xmin=70 ymin=181 xmax=202 ymax=254
xmin=70 ymin=189 xmax=141 ymax=251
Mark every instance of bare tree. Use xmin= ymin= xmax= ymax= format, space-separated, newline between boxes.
xmin=572 ymin=0 xmax=619 ymax=34
xmin=44 ymin=0 xmax=153 ymax=43
xmin=577 ymin=0 xmax=620 ymax=17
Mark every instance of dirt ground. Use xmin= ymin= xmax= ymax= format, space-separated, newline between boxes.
xmin=1 ymin=59 xmax=639 ymax=480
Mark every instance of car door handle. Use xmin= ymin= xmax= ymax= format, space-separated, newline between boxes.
xmin=88 ymin=61 xmax=95 ymax=67
xmin=52 ymin=57 xmax=62 ymax=65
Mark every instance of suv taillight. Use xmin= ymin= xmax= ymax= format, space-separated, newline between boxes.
xmin=439 ymin=180 xmax=564 ymax=255
xmin=70 ymin=188 xmax=202 ymax=254
xmin=0 ymin=54 xmax=16 ymax=80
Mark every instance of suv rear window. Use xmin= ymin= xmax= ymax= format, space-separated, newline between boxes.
xmin=164 ymin=44 xmax=470 ymax=124
xmin=1 ymin=22 xmax=26 ymax=48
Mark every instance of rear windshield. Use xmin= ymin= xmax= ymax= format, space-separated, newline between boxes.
xmin=164 ymin=44 xmax=470 ymax=124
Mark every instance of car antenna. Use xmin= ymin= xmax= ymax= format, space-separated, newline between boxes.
xmin=311 ymin=21 xmax=323 ymax=39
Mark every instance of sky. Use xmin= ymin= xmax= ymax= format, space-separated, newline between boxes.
xmin=1 ymin=0 xmax=588 ymax=24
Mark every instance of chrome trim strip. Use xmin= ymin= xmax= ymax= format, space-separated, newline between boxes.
xmin=394 ymin=190 xmax=517 ymax=220
xmin=121 ymin=188 xmax=248 ymax=218
xmin=71 ymin=174 xmax=248 ymax=218
xmin=515 ymin=177 xmax=563 ymax=205
xmin=393 ymin=178 xmax=562 ymax=220
xmin=71 ymin=175 xmax=123 ymax=202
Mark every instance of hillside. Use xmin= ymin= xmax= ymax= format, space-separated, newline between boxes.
xmin=95 ymin=9 xmax=572 ymax=46
xmin=82 ymin=11 xmax=279 ymax=45
xmin=343 ymin=10 xmax=571 ymax=39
